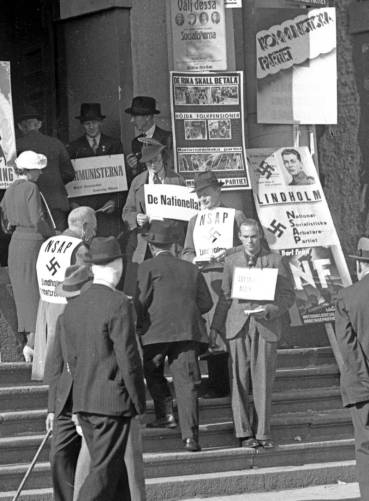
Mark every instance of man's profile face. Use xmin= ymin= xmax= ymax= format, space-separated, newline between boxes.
xmin=282 ymin=153 xmax=303 ymax=177
xmin=239 ymin=224 xmax=261 ymax=256
xmin=82 ymin=120 xmax=102 ymax=138
xmin=196 ymin=185 xmax=221 ymax=210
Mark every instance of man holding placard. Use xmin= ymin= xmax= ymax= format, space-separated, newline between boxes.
xmin=211 ymin=219 xmax=295 ymax=448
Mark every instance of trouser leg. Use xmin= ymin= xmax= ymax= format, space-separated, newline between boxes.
xmin=125 ymin=416 xmax=146 ymax=501
xmin=250 ymin=332 xmax=277 ymax=440
xmin=169 ymin=342 xmax=200 ymax=440
xmin=350 ymin=401 xmax=369 ymax=500
xmin=51 ymin=410 xmax=81 ymax=501
xmin=72 ymin=435 xmax=90 ymax=501
xmin=77 ymin=413 xmax=131 ymax=501
xmin=143 ymin=344 xmax=172 ymax=418
xmin=207 ymin=352 xmax=230 ymax=396
xmin=228 ymin=332 xmax=253 ymax=438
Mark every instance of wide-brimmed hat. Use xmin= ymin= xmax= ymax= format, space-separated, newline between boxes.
xmin=84 ymin=237 xmax=123 ymax=264
xmin=75 ymin=103 xmax=105 ymax=121
xmin=16 ymin=105 xmax=42 ymax=122
xmin=125 ymin=96 xmax=160 ymax=115
xmin=55 ymin=264 xmax=91 ymax=298
xmin=142 ymin=220 xmax=176 ymax=245
xmin=191 ymin=171 xmax=224 ymax=192
xmin=349 ymin=237 xmax=369 ymax=261
xmin=138 ymin=137 xmax=166 ymax=164
xmin=15 ymin=151 xmax=47 ymax=170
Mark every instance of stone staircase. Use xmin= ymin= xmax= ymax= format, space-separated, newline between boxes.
xmin=0 ymin=347 xmax=357 ymax=500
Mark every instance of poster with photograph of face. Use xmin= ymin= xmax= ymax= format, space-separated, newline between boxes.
xmin=184 ymin=120 xmax=207 ymax=140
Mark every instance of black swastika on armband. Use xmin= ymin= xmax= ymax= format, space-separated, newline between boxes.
xmin=47 ymin=257 xmax=61 ymax=276
xmin=267 ymin=219 xmax=287 ymax=238
xmin=257 ymin=161 xmax=274 ymax=179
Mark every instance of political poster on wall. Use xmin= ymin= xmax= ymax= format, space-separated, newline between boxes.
xmin=66 ymin=154 xmax=128 ymax=198
xmin=256 ymin=7 xmax=337 ymax=124
xmin=170 ymin=70 xmax=250 ymax=190
xmin=36 ymin=236 xmax=82 ymax=304
xmin=170 ymin=0 xmax=227 ymax=71
xmin=248 ymin=146 xmax=351 ymax=325
xmin=0 ymin=62 xmax=17 ymax=189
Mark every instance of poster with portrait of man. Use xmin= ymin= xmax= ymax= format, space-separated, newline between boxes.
xmin=256 ymin=7 xmax=337 ymax=124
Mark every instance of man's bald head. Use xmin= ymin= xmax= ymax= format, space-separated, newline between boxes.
xmin=68 ymin=207 xmax=97 ymax=240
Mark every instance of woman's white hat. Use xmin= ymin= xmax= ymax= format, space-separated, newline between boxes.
xmin=15 ymin=151 xmax=47 ymax=170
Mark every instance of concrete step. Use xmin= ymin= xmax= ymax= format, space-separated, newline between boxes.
xmin=0 ymin=385 xmax=343 ymax=438
xmin=0 ymin=407 xmax=353 ymax=464
xmin=0 ymin=347 xmax=336 ymax=386
xmin=145 ymin=460 xmax=357 ymax=500
xmin=142 ymin=408 xmax=353 ymax=453
xmin=0 ymin=365 xmax=339 ymax=414
xmin=0 ymin=489 xmax=52 ymax=501
xmin=0 ymin=441 xmax=356 ymax=495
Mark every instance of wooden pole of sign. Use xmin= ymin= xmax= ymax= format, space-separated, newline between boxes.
xmin=324 ymin=322 xmax=344 ymax=372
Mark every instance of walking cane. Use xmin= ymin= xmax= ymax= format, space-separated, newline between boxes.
xmin=12 ymin=429 xmax=52 ymax=501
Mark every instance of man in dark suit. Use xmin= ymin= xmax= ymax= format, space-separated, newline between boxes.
xmin=45 ymin=264 xmax=91 ymax=501
xmin=335 ymin=237 xmax=369 ymax=500
xmin=67 ymin=103 xmax=125 ymax=237
xmin=58 ymin=237 xmax=146 ymax=501
xmin=136 ymin=220 xmax=213 ymax=452
xmin=125 ymin=96 xmax=172 ymax=177
xmin=211 ymin=219 xmax=295 ymax=449
xmin=122 ymin=138 xmax=185 ymax=295
xmin=16 ymin=105 xmax=75 ymax=231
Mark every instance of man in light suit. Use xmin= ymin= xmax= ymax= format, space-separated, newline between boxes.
xmin=211 ymin=219 xmax=295 ymax=448
xmin=136 ymin=220 xmax=213 ymax=451
xmin=67 ymin=103 xmax=124 ymax=237
xmin=122 ymin=138 xmax=185 ymax=295
xmin=335 ymin=237 xmax=369 ymax=500
xmin=59 ymin=237 xmax=146 ymax=501
xmin=125 ymin=96 xmax=172 ymax=177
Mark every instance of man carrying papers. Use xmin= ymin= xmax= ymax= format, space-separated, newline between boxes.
xmin=211 ymin=219 xmax=295 ymax=449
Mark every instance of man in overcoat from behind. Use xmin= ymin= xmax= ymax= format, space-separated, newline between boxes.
xmin=335 ymin=237 xmax=369 ymax=500
xmin=59 ymin=236 xmax=146 ymax=501
xmin=135 ymin=220 xmax=213 ymax=452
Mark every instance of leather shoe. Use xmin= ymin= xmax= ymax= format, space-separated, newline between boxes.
xmin=258 ymin=439 xmax=275 ymax=449
xmin=146 ymin=414 xmax=177 ymax=429
xmin=240 ymin=437 xmax=259 ymax=448
xmin=184 ymin=437 xmax=201 ymax=452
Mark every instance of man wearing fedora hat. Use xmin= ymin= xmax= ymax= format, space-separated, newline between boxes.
xmin=122 ymin=137 xmax=186 ymax=295
xmin=16 ymin=105 xmax=75 ymax=231
xmin=335 ymin=237 xmax=369 ymax=499
xmin=67 ymin=103 xmax=124 ymax=237
xmin=182 ymin=170 xmax=247 ymax=399
xmin=125 ymin=96 xmax=172 ymax=177
xmin=45 ymin=264 xmax=92 ymax=501
xmin=136 ymin=220 xmax=212 ymax=452
xmin=58 ymin=236 xmax=146 ymax=500
xmin=211 ymin=219 xmax=295 ymax=449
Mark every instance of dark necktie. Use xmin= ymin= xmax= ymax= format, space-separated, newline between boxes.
xmin=153 ymin=173 xmax=161 ymax=184
xmin=91 ymin=137 xmax=98 ymax=154
xmin=247 ymin=255 xmax=257 ymax=267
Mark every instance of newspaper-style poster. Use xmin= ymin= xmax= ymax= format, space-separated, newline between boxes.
xmin=248 ymin=146 xmax=351 ymax=325
xmin=0 ymin=62 xmax=17 ymax=189
xmin=256 ymin=8 xmax=337 ymax=124
xmin=170 ymin=0 xmax=227 ymax=71
xmin=170 ymin=71 xmax=250 ymax=190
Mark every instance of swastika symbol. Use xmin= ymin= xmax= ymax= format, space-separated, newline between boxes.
xmin=210 ymin=228 xmax=221 ymax=244
xmin=267 ymin=219 xmax=287 ymax=238
xmin=257 ymin=161 xmax=274 ymax=179
xmin=47 ymin=257 xmax=61 ymax=276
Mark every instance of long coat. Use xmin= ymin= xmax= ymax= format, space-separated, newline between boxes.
xmin=67 ymin=134 xmax=124 ymax=236
xmin=335 ymin=275 xmax=369 ymax=407
xmin=17 ymin=130 xmax=74 ymax=213
xmin=58 ymin=283 xmax=146 ymax=417
xmin=212 ymin=247 xmax=295 ymax=342
xmin=136 ymin=252 xmax=213 ymax=346
xmin=122 ymin=169 xmax=186 ymax=263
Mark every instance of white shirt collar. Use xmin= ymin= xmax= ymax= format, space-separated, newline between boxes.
xmin=144 ymin=124 xmax=156 ymax=138
xmin=148 ymin=167 xmax=165 ymax=184
xmin=86 ymin=134 xmax=101 ymax=147
xmin=93 ymin=278 xmax=116 ymax=290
